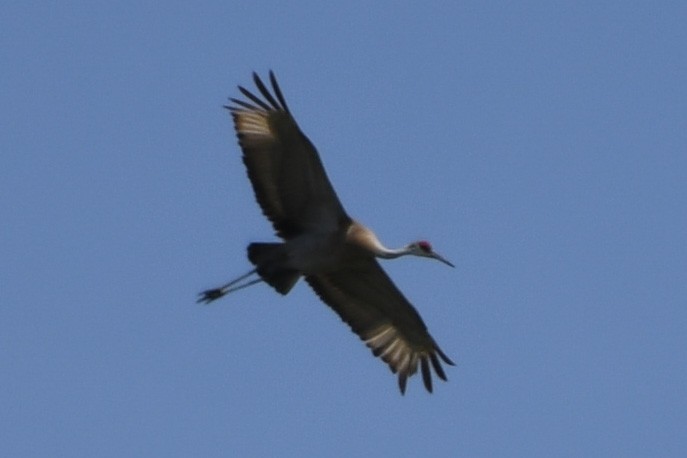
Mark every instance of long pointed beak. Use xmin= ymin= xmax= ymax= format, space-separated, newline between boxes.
xmin=431 ymin=251 xmax=455 ymax=268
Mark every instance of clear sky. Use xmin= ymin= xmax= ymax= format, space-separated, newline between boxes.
xmin=2 ymin=1 xmax=686 ymax=456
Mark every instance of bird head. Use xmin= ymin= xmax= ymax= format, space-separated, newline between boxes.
xmin=407 ymin=240 xmax=454 ymax=267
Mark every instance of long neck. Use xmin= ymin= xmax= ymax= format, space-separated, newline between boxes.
xmin=347 ymin=222 xmax=410 ymax=259
xmin=375 ymin=244 xmax=410 ymax=259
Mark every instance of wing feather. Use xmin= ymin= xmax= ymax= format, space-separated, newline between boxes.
xmin=305 ymin=258 xmax=454 ymax=394
xmin=227 ymin=71 xmax=350 ymax=238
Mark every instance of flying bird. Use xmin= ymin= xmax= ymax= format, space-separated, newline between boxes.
xmin=199 ymin=72 xmax=455 ymax=394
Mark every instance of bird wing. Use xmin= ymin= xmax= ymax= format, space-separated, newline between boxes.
xmin=226 ymin=72 xmax=351 ymax=239
xmin=305 ymin=257 xmax=454 ymax=394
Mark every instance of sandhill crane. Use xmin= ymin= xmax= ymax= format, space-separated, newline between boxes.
xmin=199 ymin=72 xmax=455 ymax=394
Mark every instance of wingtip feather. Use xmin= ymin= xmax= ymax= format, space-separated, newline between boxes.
xmin=436 ymin=346 xmax=456 ymax=366
xmin=429 ymin=353 xmax=447 ymax=382
xmin=398 ymin=373 xmax=408 ymax=395
xmin=269 ymin=71 xmax=290 ymax=113
xmin=421 ymin=357 xmax=433 ymax=393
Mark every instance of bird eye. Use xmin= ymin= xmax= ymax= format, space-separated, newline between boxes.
xmin=418 ymin=241 xmax=432 ymax=252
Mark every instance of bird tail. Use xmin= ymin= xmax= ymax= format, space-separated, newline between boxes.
xmin=247 ymin=243 xmax=300 ymax=295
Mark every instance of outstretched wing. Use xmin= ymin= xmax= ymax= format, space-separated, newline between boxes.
xmin=306 ymin=258 xmax=454 ymax=394
xmin=227 ymin=71 xmax=351 ymax=239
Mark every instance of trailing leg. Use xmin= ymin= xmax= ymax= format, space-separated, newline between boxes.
xmin=197 ymin=268 xmax=260 ymax=303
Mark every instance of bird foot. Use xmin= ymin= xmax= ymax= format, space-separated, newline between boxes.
xmin=197 ymin=288 xmax=226 ymax=304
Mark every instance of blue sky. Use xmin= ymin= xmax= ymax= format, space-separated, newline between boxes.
xmin=2 ymin=1 xmax=686 ymax=456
